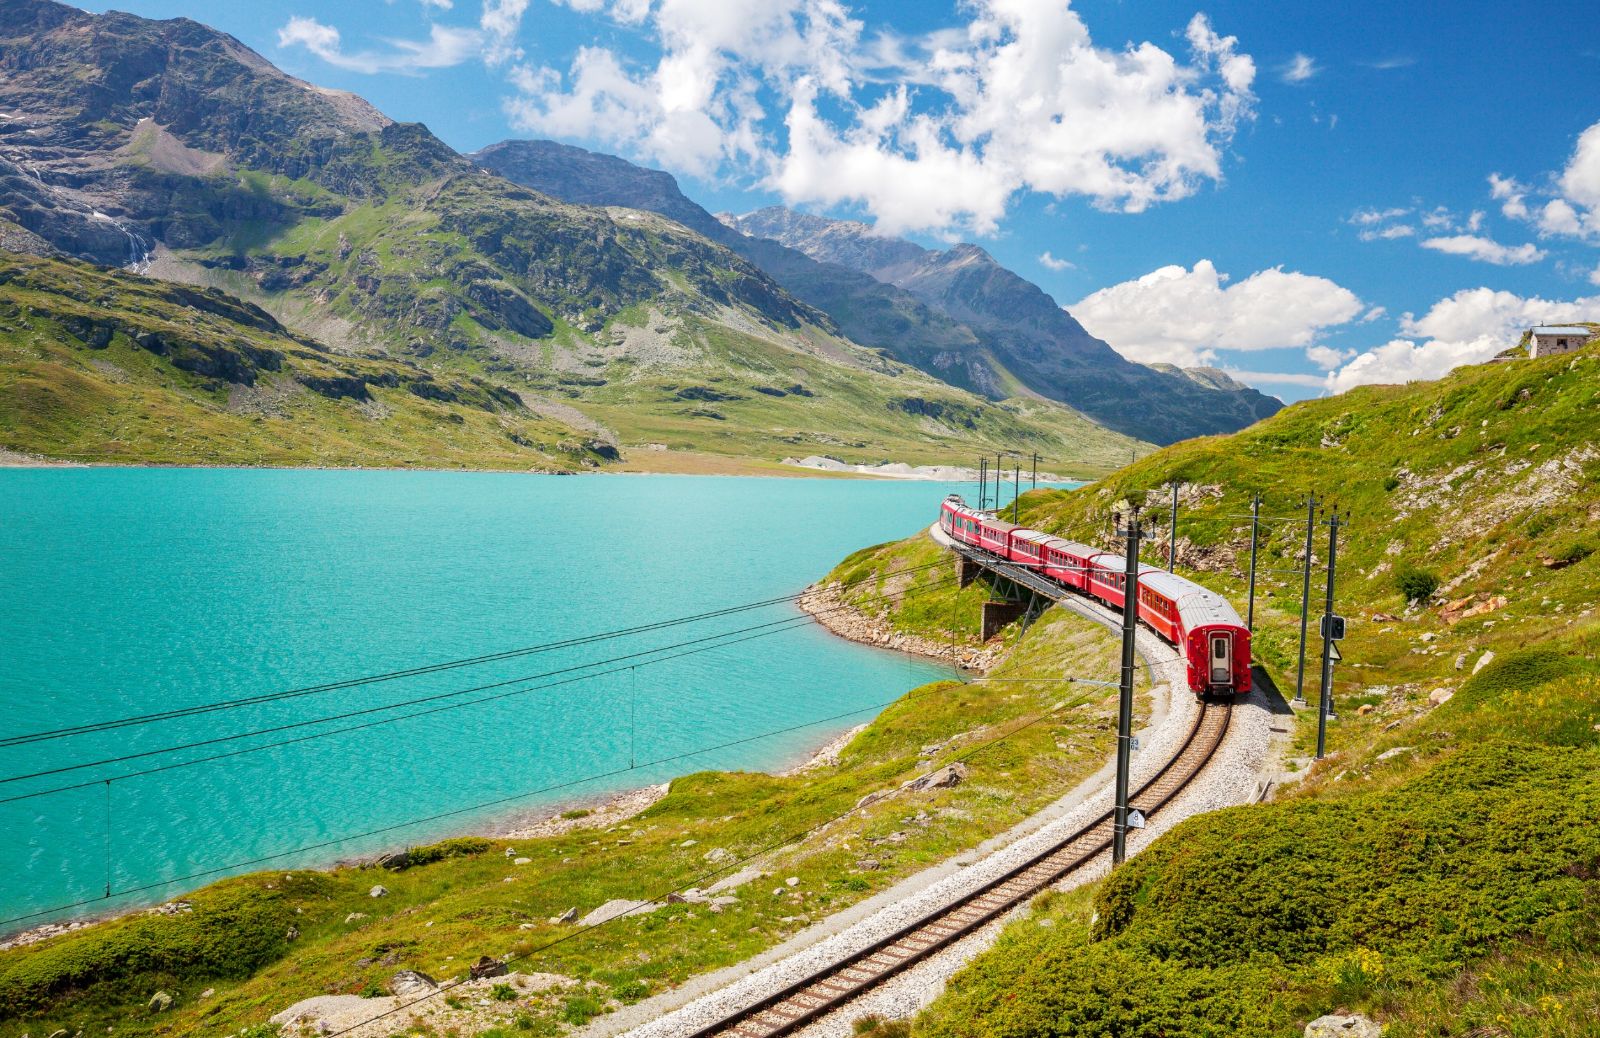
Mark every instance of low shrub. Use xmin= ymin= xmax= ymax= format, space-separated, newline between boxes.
xmin=491 ymin=982 xmax=518 ymax=1002
xmin=395 ymin=836 xmax=492 ymax=869
xmin=1392 ymin=565 xmax=1439 ymax=602
xmin=1552 ymin=538 xmax=1595 ymax=566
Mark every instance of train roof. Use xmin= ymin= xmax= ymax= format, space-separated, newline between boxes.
xmin=1012 ymin=528 xmax=1054 ymax=544
xmin=1142 ymin=570 xmax=1244 ymax=627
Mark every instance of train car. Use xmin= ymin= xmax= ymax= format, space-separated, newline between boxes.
xmin=976 ymin=515 xmax=1018 ymax=556
xmin=1006 ymin=529 xmax=1054 ymax=569
xmin=1041 ymin=539 xmax=1099 ymax=591
xmin=939 ymin=495 xmax=985 ymax=548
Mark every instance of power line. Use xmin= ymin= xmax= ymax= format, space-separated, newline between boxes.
xmin=1 ymin=558 xmax=956 ymax=751
xmin=0 ymin=578 xmax=960 ymax=800
xmin=4 ymin=636 xmax=1099 ymax=936
xmin=323 ymin=685 xmax=1100 ymax=1038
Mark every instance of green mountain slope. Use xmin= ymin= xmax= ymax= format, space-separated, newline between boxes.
xmin=908 ymin=345 xmax=1600 ymax=1035
xmin=0 ymin=252 xmax=616 ymax=468
xmin=472 ymin=140 xmax=1283 ymax=446
xmin=0 ymin=0 xmax=1142 ymax=471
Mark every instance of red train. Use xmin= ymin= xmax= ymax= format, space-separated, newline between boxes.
xmin=939 ymin=495 xmax=1252 ymax=697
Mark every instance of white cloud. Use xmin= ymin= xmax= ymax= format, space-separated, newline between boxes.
xmin=1491 ymin=120 xmax=1600 ymax=241
xmin=420 ymin=0 xmax=453 ymax=9
xmin=1326 ymin=286 xmax=1600 ymax=393
xmin=1280 ymin=53 xmax=1317 ymax=83
xmin=508 ymin=3 xmax=1255 ymax=235
xmin=1419 ymin=234 xmax=1545 ymax=266
xmin=481 ymin=0 xmax=531 ymax=64
xmin=1361 ymin=306 xmax=1386 ymax=322
xmin=1305 ymin=344 xmax=1354 ymax=370
xmin=1590 ymin=261 xmax=1600 ymax=287
xmin=1359 ymin=224 xmax=1415 ymax=241
xmin=277 ymin=16 xmax=482 ymax=74
xmin=1352 ymin=206 xmax=1410 ymax=225
xmin=1070 ymin=259 xmax=1363 ymax=367
xmin=1039 ymin=251 xmax=1075 ymax=272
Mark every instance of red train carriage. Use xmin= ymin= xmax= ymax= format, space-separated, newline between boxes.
xmin=937 ymin=495 xmax=1251 ymax=697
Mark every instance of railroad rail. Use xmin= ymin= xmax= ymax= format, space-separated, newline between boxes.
xmin=686 ymin=698 xmax=1233 ymax=1038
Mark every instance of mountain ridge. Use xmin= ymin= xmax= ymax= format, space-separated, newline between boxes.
xmin=0 ymin=0 xmax=1143 ymax=470
xmin=472 ymin=139 xmax=1281 ymax=444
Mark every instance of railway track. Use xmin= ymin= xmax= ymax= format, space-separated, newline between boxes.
xmin=686 ymin=699 xmax=1233 ymax=1038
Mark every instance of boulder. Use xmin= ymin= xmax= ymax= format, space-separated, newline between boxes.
xmin=344 ymin=912 xmax=367 ymax=924
xmin=1356 ymin=704 xmax=1374 ymax=716
xmin=148 ymin=991 xmax=173 ymax=1013
xmin=556 ymin=906 xmax=578 ymax=924
xmin=579 ymin=899 xmax=659 ymax=927
xmin=388 ymin=971 xmax=439 ymax=999
xmin=1375 ymin=747 xmax=1414 ymax=762
xmin=1305 ymin=1014 xmax=1382 ymax=1038
xmin=1472 ymin=651 xmax=1495 ymax=675
xmin=369 ymin=885 xmax=389 ymax=898
xmin=1427 ymin=688 xmax=1454 ymax=707
xmin=904 ymin=762 xmax=969 ymax=792
xmin=702 ymin=847 xmax=733 ymax=865
xmin=469 ymin=955 xmax=507 ymax=980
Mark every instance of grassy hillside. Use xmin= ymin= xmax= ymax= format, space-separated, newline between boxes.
xmin=0 ymin=567 xmax=1145 ymax=1038
xmin=905 ymin=345 xmax=1600 ymax=1036
xmin=0 ymin=253 xmax=610 ymax=469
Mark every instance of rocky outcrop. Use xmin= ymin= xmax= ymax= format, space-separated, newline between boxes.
xmin=1305 ymin=1014 xmax=1381 ymax=1038
xmin=798 ymin=581 xmax=1000 ymax=671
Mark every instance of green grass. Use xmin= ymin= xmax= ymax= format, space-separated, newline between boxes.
xmin=0 ymin=253 xmax=608 ymax=470
xmin=0 ymin=564 xmax=1146 ymax=1038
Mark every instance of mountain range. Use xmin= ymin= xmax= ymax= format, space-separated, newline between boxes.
xmin=0 ymin=0 xmax=1273 ymax=471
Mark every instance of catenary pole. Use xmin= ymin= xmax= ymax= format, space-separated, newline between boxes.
xmin=1316 ymin=508 xmax=1342 ymax=759
xmin=1246 ymin=492 xmax=1262 ymax=632
xmin=1031 ymin=452 xmax=1038 ymax=489
xmin=1168 ymin=482 xmax=1180 ymax=571
xmin=1013 ymin=459 xmax=1020 ymax=524
xmin=1294 ymin=492 xmax=1318 ymax=706
xmin=994 ymin=452 xmax=1003 ymax=515
xmin=978 ymin=458 xmax=987 ymax=510
xmin=1112 ymin=506 xmax=1141 ymax=865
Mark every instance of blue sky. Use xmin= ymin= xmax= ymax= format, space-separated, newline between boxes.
xmin=83 ymin=0 xmax=1600 ymax=400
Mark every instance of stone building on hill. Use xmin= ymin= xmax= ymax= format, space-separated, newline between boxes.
xmin=1528 ymin=325 xmax=1594 ymax=358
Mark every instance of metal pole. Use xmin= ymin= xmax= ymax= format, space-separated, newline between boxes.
xmin=1112 ymin=508 xmax=1141 ymax=865
xmin=1294 ymin=493 xmax=1318 ymax=706
xmin=1013 ymin=460 xmax=1020 ymax=524
xmin=1246 ymin=492 xmax=1261 ymax=632
xmin=1316 ymin=510 xmax=1341 ymax=759
xmin=1168 ymin=482 xmax=1179 ymax=571
xmin=994 ymin=453 xmax=1003 ymax=514
xmin=978 ymin=458 xmax=986 ymax=510
xmin=1031 ymin=452 xmax=1038 ymax=489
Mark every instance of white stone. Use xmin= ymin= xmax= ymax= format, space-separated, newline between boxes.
xmin=1472 ymin=650 xmax=1495 ymax=675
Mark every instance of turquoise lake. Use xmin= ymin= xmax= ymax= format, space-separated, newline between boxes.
xmin=0 ymin=468 xmax=1061 ymax=930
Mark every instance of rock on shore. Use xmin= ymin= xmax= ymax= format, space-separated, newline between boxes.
xmin=798 ymin=581 xmax=999 ymax=671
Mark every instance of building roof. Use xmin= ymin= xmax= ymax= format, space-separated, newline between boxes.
xmin=1531 ymin=325 xmax=1592 ymax=336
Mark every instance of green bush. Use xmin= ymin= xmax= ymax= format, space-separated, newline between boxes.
xmin=0 ymin=886 xmax=293 ymax=1015
xmin=395 ymin=836 xmax=491 ymax=869
xmin=560 ymin=992 xmax=606 ymax=1025
xmin=1392 ymin=565 xmax=1439 ymax=602
xmin=610 ymin=978 xmax=649 ymax=1003
xmin=1461 ymin=647 xmax=1584 ymax=699
xmin=1553 ymin=538 xmax=1595 ymax=566
xmin=1382 ymin=474 xmax=1400 ymax=492
xmin=491 ymin=982 xmax=518 ymax=1001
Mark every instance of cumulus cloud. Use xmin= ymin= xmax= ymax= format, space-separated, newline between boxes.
xmin=1590 ymin=261 xmax=1600 ymax=287
xmin=1489 ymin=120 xmax=1600 ymax=241
xmin=1305 ymin=344 xmax=1354 ymax=370
xmin=1069 ymin=259 xmax=1363 ymax=367
xmin=1360 ymin=224 xmax=1415 ymax=241
xmin=507 ymin=2 xmax=1256 ymax=235
xmin=277 ymin=15 xmax=482 ymax=74
xmin=1039 ymin=251 xmax=1075 ymax=272
xmin=1419 ymin=234 xmax=1545 ymax=265
xmin=1280 ymin=53 xmax=1317 ymax=83
xmin=1326 ymin=286 xmax=1600 ymax=393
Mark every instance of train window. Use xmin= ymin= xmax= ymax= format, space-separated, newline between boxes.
xmin=1213 ymin=640 xmax=1227 ymax=660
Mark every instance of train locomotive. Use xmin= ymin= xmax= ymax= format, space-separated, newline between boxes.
xmin=939 ymin=495 xmax=1251 ymax=697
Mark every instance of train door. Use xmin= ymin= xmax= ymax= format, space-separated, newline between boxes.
xmin=1209 ymin=634 xmax=1232 ymax=685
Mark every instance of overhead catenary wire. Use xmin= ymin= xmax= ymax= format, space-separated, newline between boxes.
xmin=319 ymin=685 xmax=1101 ymax=1038
xmin=0 ymin=578 xmax=962 ymax=801
xmin=2 ymin=634 xmax=1105 ymax=936
xmin=0 ymin=557 xmax=958 ymax=751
